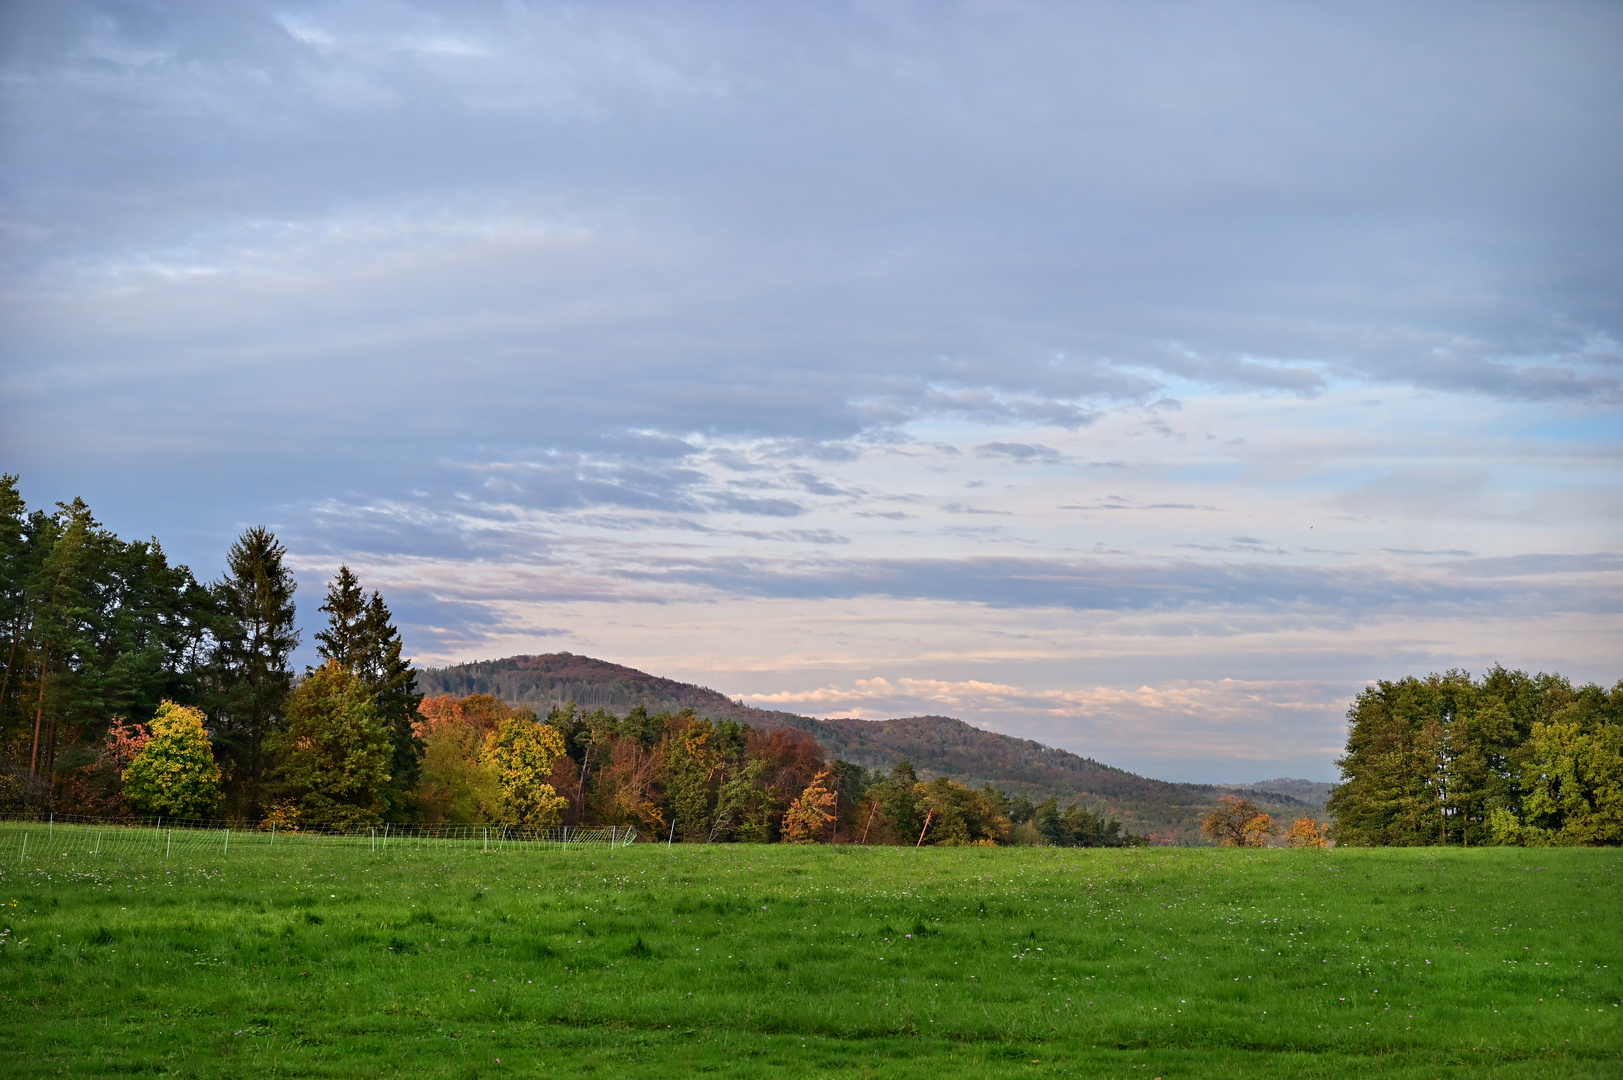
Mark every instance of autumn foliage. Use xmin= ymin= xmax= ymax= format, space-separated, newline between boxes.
xmin=782 ymin=769 xmax=838 ymax=843
xmin=1201 ymin=795 xmax=1273 ymax=847
xmin=121 ymin=701 xmax=222 ymax=819
xmin=1284 ymin=816 xmax=1330 ymax=848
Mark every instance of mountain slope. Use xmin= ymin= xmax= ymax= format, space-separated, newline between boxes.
xmin=416 ymin=653 xmax=1321 ymax=842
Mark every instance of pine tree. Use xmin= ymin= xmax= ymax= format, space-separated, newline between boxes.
xmin=314 ymin=566 xmax=367 ymax=669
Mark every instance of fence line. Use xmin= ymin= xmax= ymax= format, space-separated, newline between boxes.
xmin=0 ymin=815 xmax=639 ymax=864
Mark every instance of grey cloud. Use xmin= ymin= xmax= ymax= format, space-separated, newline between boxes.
xmin=708 ymin=493 xmax=805 ymax=517
xmin=618 ymin=555 xmax=1623 ymax=616
xmin=733 ymin=529 xmax=851 ymax=545
xmin=975 ymin=442 xmax=1064 ymax=464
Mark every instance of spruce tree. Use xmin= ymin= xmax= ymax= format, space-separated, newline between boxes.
xmin=206 ymin=526 xmax=298 ymax=813
xmin=314 ymin=566 xmax=423 ymax=816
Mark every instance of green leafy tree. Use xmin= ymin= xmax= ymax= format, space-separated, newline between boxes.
xmin=270 ymin=661 xmax=391 ymax=827
xmin=1491 ymin=690 xmax=1623 ymax=846
xmin=315 ymin=566 xmax=423 ymax=817
xmin=711 ymin=757 xmax=773 ymax=841
xmin=1327 ymin=668 xmax=1623 ymax=847
xmin=913 ymin=775 xmax=1010 ymax=845
xmin=206 ymin=527 xmax=299 ymax=813
xmin=413 ymin=697 xmax=502 ymax=823
xmin=663 ymin=715 xmax=721 ymax=841
xmin=1 ymin=492 xmax=209 ymax=797
xmin=1328 ymin=676 xmax=1453 ymax=845
xmin=122 ymin=701 xmax=222 ymax=818
xmin=486 ymin=716 xmax=569 ymax=826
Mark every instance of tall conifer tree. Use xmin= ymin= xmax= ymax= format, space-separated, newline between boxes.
xmin=206 ymin=527 xmax=298 ymax=813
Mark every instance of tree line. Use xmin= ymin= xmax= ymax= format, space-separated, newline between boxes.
xmin=408 ymin=692 xmax=1137 ymax=845
xmin=1327 ymin=667 xmax=1623 ymax=846
xmin=0 ymin=477 xmax=418 ymax=822
xmin=0 ymin=477 xmax=1133 ymax=844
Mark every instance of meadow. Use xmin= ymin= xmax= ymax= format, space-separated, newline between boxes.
xmin=0 ymin=824 xmax=1617 ymax=1078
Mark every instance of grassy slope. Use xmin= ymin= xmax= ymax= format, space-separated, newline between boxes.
xmin=0 ymin=825 xmax=1618 ymax=1078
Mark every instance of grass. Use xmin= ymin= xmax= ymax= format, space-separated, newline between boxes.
xmin=0 ymin=824 xmax=1618 ymax=1077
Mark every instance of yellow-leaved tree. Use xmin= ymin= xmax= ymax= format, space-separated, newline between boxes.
xmin=122 ymin=701 xmax=223 ymax=818
xmin=485 ymin=716 xmax=569 ymax=827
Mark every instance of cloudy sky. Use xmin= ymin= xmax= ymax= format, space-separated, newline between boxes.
xmin=4 ymin=1 xmax=1620 ymax=781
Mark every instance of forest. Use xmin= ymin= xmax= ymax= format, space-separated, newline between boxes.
xmin=3 ymin=475 xmax=1617 ymax=847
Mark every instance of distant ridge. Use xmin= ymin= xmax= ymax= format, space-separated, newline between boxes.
xmin=417 ymin=653 xmax=1326 ymax=843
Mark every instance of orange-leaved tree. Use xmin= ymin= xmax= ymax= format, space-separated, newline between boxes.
xmin=1284 ymin=816 xmax=1330 ymax=848
xmin=783 ymin=769 xmax=838 ymax=843
xmin=1201 ymin=795 xmax=1273 ymax=847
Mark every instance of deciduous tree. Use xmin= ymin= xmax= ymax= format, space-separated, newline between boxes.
xmin=486 ymin=715 xmax=569 ymax=827
xmin=122 ymin=701 xmax=222 ymax=818
xmin=783 ymin=769 xmax=837 ymax=843
xmin=1202 ymin=795 xmax=1272 ymax=847
xmin=1284 ymin=817 xmax=1330 ymax=848
xmin=270 ymin=661 xmax=390 ymax=826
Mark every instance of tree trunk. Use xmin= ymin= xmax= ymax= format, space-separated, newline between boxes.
xmin=0 ymin=614 xmax=25 ymax=715
xmin=29 ymin=645 xmax=48 ymax=776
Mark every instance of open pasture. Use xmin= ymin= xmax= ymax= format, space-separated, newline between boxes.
xmin=0 ymin=824 xmax=1618 ymax=1078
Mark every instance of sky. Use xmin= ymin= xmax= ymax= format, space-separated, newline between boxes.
xmin=2 ymin=1 xmax=1620 ymax=782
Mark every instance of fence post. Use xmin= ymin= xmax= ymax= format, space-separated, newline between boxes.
xmin=668 ymin=819 xmax=675 ymax=848
xmin=224 ymin=828 xmax=229 ymax=855
xmin=18 ymin=832 xmax=24 ymax=864
xmin=166 ymin=829 xmax=172 ymax=858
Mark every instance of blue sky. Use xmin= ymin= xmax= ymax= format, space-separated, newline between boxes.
xmin=3 ymin=0 xmax=1620 ymax=781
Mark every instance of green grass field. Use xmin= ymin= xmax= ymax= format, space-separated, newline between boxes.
xmin=0 ymin=825 xmax=1618 ymax=1078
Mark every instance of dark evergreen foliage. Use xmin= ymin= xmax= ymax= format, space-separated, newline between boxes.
xmin=0 ymin=478 xmax=212 ymax=806
xmin=203 ymin=526 xmax=299 ymax=814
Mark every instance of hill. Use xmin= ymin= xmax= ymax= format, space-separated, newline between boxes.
xmin=416 ymin=653 xmax=1324 ymax=843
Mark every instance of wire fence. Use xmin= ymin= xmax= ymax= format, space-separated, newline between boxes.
xmin=0 ymin=814 xmax=640 ymax=864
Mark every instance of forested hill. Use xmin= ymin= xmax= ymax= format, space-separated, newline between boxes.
xmin=417 ymin=653 xmax=1323 ymax=842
